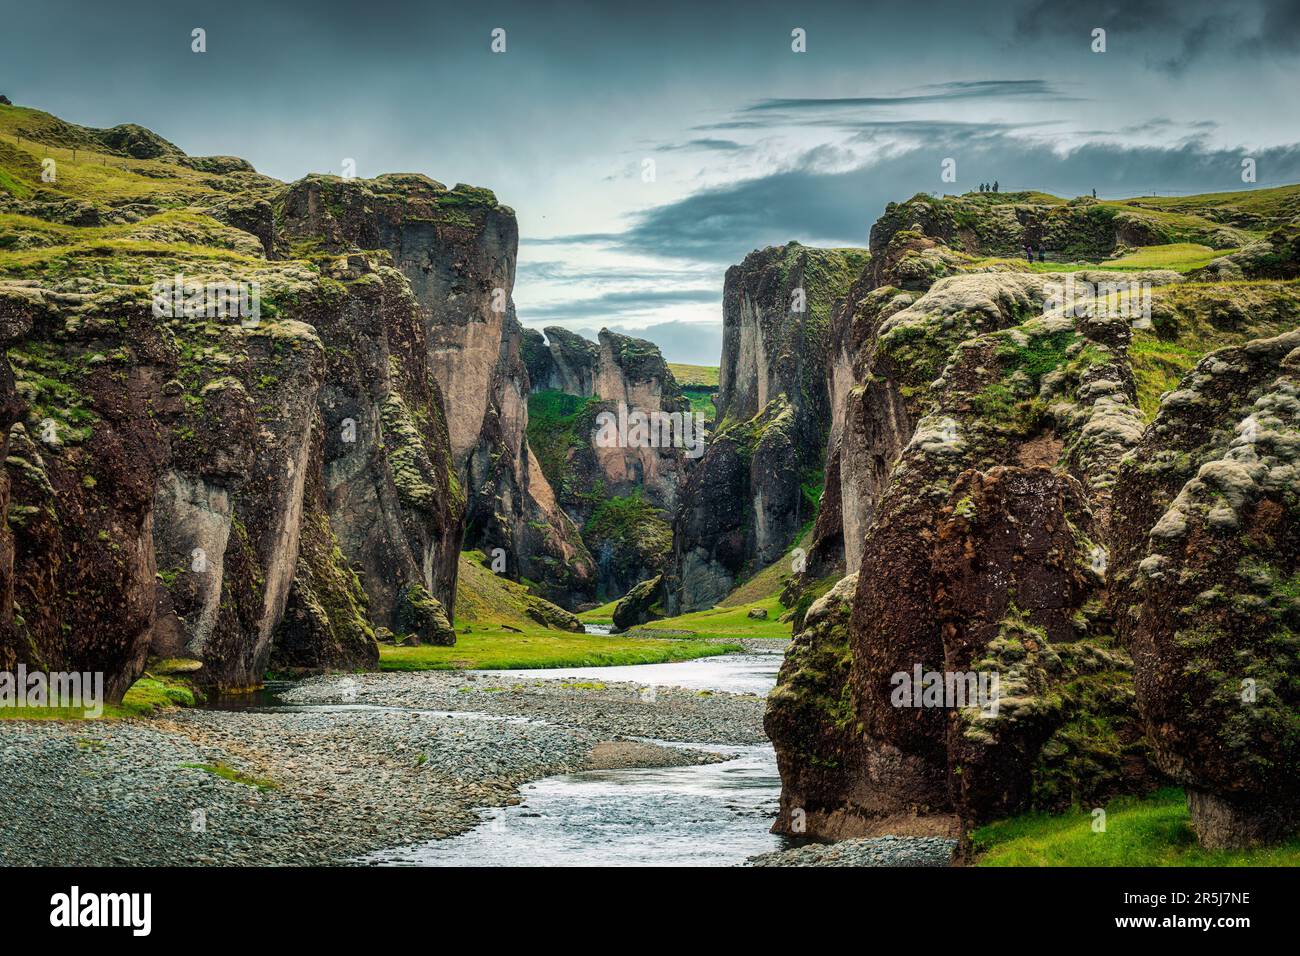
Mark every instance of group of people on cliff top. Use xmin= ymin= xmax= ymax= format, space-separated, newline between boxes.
xmin=979 ymin=181 xmax=998 ymax=192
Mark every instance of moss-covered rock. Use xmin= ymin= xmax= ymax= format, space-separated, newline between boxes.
xmin=395 ymin=583 xmax=456 ymax=646
xmin=612 ymin=574 xmax=665 ymax=631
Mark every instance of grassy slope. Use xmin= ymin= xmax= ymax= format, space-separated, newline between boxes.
xmin=623 ymin=533 xmax=812 ymax=640
xmin=382 ymin=551 xmax=741 ymax=670
xmin=974 ymin=788 xmax=1300 ymax=866
xmin=579 ymin=526 xmax=811 ymax=639
xmin=962 ymin=183 xmax=1300 ymax=231
xmin=1130 ymin=280 xmax=1300 ymax=420
xmin=577 ymin=597 xmax=621 ymax=624
xmin=719 ymin=530 xmax=811 ymax=608
xmin=1117 ymin=182 xmax=1300 ymax=220
xmin=681 ymin=387 xmax=716 ymax=418
xmin=970 ymin=242 xmax=1234 ymax=275
xmin=667 ymin=363 xmax=719 ymax=387
xmin=455 ymin=549 xmax=551 ymax=629
xmin=0 ymin=105 xmax=230 ymax=204
xmin=631 ymin=595 xmax=790 ymax=639
xmin=668 ymin=364 xmax=719 ymax=418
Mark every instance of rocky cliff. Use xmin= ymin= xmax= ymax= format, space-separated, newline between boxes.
xmin=1111 ymin=327 xmax=1300 ymax=848
xmin=524 ymin=327 xmax=688 ymax=602
xmin=765 ymin=186 xmax=1300 ymax=849
xmin=276 ymin=174 xmax=594 ymax=609
xmin=0 ymin=103 xmax=540 ymax=696
xmin=664 ymin=243 xmax=867 ymax=613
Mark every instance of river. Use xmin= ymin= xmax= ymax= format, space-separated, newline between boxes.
xmin=364 ymin=651 xmax=789 ymax=867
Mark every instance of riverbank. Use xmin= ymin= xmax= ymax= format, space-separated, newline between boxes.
xmin=377 ymin=628 xmax=741 ymax=671
xmin=0 ymin=667 xmax=769 ymax=866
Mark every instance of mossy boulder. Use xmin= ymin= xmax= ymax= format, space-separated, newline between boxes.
xmin=523 ymin=595 xmax=583 ymax=632
xmin=395 ymin=583 xmax=456 ymax=646
xmin=612 ymin=574 xmax=665 ymax=631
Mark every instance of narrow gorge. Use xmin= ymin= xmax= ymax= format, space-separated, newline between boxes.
xmin=2 ymin=92 xmax=1299 ymax=869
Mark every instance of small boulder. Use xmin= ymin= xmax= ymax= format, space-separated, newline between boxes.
xmin=524 ymin=596 xmax=584 ymax=632
xmin=747 ymin=607 xmax=768 ymax=620
xmin=612 ymin=574 xmax=665 ymax=631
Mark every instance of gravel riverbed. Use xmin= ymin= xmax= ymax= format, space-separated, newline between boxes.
xmin=748 ymin=836 xmax=958 ymax=867
xmin=1 ymin=664 xmax=954 ymax=867
xmin=0 ymin=669 xmax=765 ymax=866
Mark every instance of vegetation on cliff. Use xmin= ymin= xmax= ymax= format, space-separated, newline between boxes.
xmin=0 ymin=101 xmax=476 ymax=695
xmin=767 ymin=180 xmax=1300 ymax=852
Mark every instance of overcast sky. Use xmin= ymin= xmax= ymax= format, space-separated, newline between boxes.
xmin=4 ymin=0 xmax=1300 ymax=363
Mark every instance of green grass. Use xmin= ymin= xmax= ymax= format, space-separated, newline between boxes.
xmin=973 ymin=788 xmax=1300 ymax=866
xmin=968 ymin=243 xmax=1231 ymax=275
xmin=0 ymin=106 xmax=233 ymax=204
xmin=456 ymin=550 xmax=576 ymax=629
xmin=635 ymin=594 xmax=791 ymax=640
xmin=379 ymin=630 xmax=739 ymax=670
xmin=1116 ymin=183 xmax=1300 ymax=220
xmin=1092 ymin=242 xmax=1232 ymax=272
xmin=1127 ymin=281 xmax=1300 ymax=420
xmin=667 ymin=363 xmax=719 ymax=387
xmin=681 ymin=386 xmax=717 ymax=419
xmin=178 ymin=761 xmax=278 ymax=791
xmin=0 ymin=673 xmax=197 ymax=721
xmin=577 ymin=530 xmax=802 ymax=637
xmin=1128 ymin=333 xmax=1206 ymax=420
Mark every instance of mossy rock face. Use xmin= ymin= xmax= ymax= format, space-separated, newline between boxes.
xmin=1111 ymin=330 xmax=1300 ymax=848
xmin=582 ymin=492 xmax=672 ymax=601
xmin=271 ymin=510 xmax=378 ymax=674
xmin=395 ymin=583 xmax=456 ymax=646
xmin=764 ymin=573 xmax=862 ymax=837
xmin=769 ymin=264 xmax=1181 ymax=836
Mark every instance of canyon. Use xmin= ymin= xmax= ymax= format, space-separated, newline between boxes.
xmin=2 ymin=99 xmax=1299 ymax=855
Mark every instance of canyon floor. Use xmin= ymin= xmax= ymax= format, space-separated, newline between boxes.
xmin=3 ymin=648 xmax=915 ymax=867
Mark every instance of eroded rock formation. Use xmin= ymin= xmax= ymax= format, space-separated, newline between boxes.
xmin=665 ymin=243 xmax=867 ymax=612
xmin=767 ymin=189 xmax=1300 ymax=848
xmin=0 ymin=109 xmax=546 ymax=697
xmin=524 ymin=327 xmax=688 ymax=602
xmin=276 ymin=174 xmax=594 ymax=608
xmin=1112 ymin=329 xmax=1300 ymax=847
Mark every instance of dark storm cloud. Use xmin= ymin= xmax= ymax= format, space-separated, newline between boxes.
xmin=585 ymin=137 xmax=1300 ymax=263
xmin=1014 ymin=0 xmax=1181 ymax=37
xmin=1014 ymin=0 xmax=1300 ymax=74
xmin=659 ymin=139 xmax=747 ymax=152
xmin=743 ymin=80 xmax=1077 ymax=112
xmin=1240 ymin=0 xmax=1300 ymax=55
